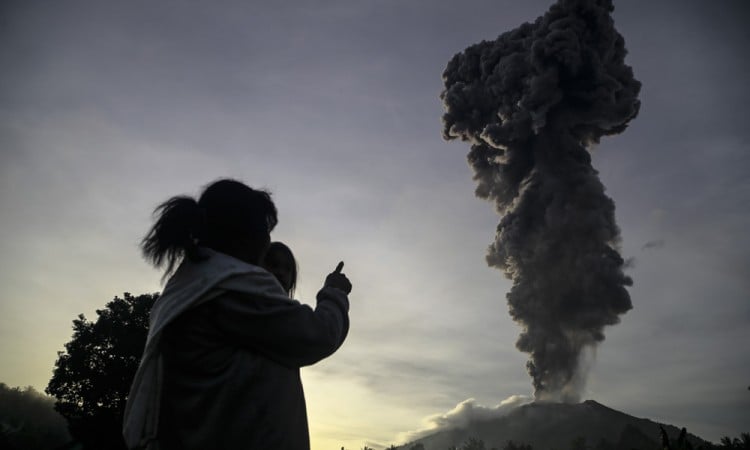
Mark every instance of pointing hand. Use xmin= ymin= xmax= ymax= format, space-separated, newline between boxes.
xmin=325 ymin=261 xmax=352 ymax=294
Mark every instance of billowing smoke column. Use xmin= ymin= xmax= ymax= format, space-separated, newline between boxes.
xmin=441 ymin=0 xmax=640 ymax=402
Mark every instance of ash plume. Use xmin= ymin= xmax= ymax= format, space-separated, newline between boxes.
xmin=441 ymin=0 xmax=640 ymax=401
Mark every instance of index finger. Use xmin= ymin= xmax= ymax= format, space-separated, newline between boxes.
xmin=335 ymin=261 xmax=344 ymax=273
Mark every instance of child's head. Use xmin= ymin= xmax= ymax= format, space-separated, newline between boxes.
xmin=263 ymin=241 xmax=298 ymax=297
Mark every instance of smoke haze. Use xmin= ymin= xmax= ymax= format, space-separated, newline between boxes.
xmin=398 ymin=395 xmax=532 ymax=443
xmin=441 ymin=0 xmax=640 ymax=401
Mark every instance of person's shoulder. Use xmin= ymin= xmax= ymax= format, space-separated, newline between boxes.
xmin=217 ymin=266 xmax=294 ymax=305
xmin=212 ymin=282 xmax=301 ymax=318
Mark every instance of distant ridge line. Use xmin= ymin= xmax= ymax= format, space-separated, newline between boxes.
xmin=396 ymin=400 xmax=710 ymax=450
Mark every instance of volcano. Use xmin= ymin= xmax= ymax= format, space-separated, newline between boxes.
xmin=397 ymin=400 xmax=710 ymax=450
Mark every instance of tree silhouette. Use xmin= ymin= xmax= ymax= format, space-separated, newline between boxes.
xmin=720 ymin=433 xmax=750 ymax=450
xmin=46 ymin=292 xmax=157 ymax=450
xmin=660 ymin=426 xmax=694 ymax=450
xmin=503 ymin=441 xmax=533 ymax=450
xmin=461 ymin=438 xmax=487 ymax=450
xmin=0 ymin=383 xmax=70 ymax=450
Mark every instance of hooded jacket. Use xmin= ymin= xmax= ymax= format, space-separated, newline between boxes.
xmin=123 ymin=249 xmax=349 ymax=450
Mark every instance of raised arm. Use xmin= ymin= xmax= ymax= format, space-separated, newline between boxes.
xmin=210 ymin=265 xmax=351 ymax=368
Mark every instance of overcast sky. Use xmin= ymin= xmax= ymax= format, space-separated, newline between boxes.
xmin=1 ymin=1 xmax=748 ymax=449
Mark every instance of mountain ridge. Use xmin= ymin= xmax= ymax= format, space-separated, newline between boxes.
xmin=396 ymin=400 xmax=711 ymax=450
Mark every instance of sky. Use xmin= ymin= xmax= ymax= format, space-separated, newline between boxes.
xmin=1 ymin=1 xmax=748 ymax=449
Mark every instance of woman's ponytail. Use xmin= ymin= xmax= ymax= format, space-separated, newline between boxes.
xmin=142 ymin=178 xmax=279 ymax=279
xmin=141 ymin=195 xmax=205 ymax=277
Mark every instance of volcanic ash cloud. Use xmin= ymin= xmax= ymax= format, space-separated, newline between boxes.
xmin=440 ymin=0 xmax=640 ymax=402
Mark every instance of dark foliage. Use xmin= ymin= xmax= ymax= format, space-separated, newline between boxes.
xmin=719 ymin=433 xmax=750 ymax=450
xmin=661 ymin=426 xmax=692 ymax=450
xmin=504 ymin=441 xmax=533 ymax=450
xmin=46 ymin=292 xmax=158 ymax=450
xmin=461 ymin=438 xmax=488 ymax=450
xmin=0 ymin=383 xmax=70 ymax=449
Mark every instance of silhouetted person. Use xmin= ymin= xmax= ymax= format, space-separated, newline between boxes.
xmin=263 ymin=241 xmax=298 ymax=298
xmin=123 ymin=179 xmax=351 ymax=450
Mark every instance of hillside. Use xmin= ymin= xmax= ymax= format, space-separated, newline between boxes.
xmin=398 ymin=400 xmax=710 ymax=450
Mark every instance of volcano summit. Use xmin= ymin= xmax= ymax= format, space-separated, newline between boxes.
xmin=397 ymin=400 xmax=709 ymax=450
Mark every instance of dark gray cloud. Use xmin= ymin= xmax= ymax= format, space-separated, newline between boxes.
xmin=441 ymin=0 xmax=640 ymax=401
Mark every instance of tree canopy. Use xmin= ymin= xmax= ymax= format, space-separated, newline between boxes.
xmin=46 ymin=292 xmax=157 ymax=449
xmin=0 ymin=383 xmax=70 ymax=450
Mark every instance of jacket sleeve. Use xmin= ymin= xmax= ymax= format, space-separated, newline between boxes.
xmin=209 ymin=282 xmax=350 ymax=368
